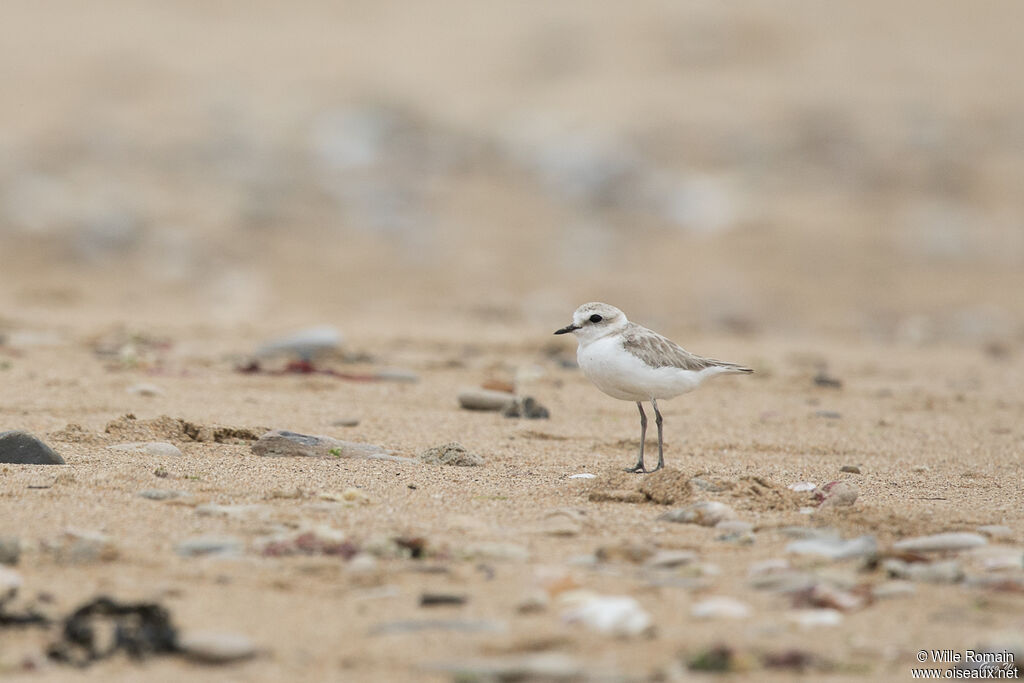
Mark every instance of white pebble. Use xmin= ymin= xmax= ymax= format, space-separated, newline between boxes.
xmin=690 ymin=596 xmax=751 ymax=620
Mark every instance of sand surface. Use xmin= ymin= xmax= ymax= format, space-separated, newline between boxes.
xmin=2 ymin=1 xmax=1023 ymax=681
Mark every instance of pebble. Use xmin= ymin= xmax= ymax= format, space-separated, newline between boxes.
xmin=127 ymin=383 xmax=164 ymax=397
xmin=749 ymin=570 xmax=818 ymax=594
xmin=787 ymin=482 xmax=817 ymax=492
xmin=255 ymin=326 xmax=342 ymax=361
xmin=196 ymin=504 xmax=269 ymax=519
xmin=561 ymin=594 xmax=652 ymax=636
xmin=0 ymin=566 xmax=22 ymax=599
xmin=252 ymin=430 xmax=408 ymax=461
xmin=976 ymin=525 xmax=1014 ymax=541
xmin=461 ymin=542 xmax=529 ymax=562
xmin=347 ymin=553 xmax=379 ymax=574
xmin=659 ymin=501 xmax=736 ymax=527
xmin=786 ymin=535 xmax=877 ymax=561
xmin=50 ymin=529 xmax=119 ymax=564
xmin=645 ymin=550 xmax=698 ymax=569
xmin=374 ymin=367 xmax=420 ymax=383
xmin=817 ymin=481 xmax=858 ymax=507
xmin=0 ymin=537 xmax=21 ymax=565
xmin=457 ymin=389 xmax=516 ymax=412
xmin=716 ymin=520 xmax=754 ymax=534
xmin=138 ymin=489 xmax=190 ymax=501
xmin=370 ymin=619 xmax=506 ymax=636
xmin=426 ymin=654 xmax=584 ymax=681
xmin=331 ymin=418 xmax=361 ymax=427
xmin=690 ymin=596 xmax=752 ymax=620
xmin=871 ymin=581 xmax=917 ymax=599
xmin=109 ymin=441 xmax=183 ymax=457
xmin=840 ymin=465 xmax=861 ymax=474
xmin=419 ymin=593 xmax=468 ymax=607
xmin=419 ymin=442 xmax=484 ymax=467
xmin=175 ymin=536 xmax=244 ymax=557
xmin=893 ymin=532 xmax=987 ymax=553
xmin=178 ymin=631 xmax=258 ymax=664
xmin=502 ymin=396 xmax=550 ymax=419
xmin=884 ymin=558 xmax=963 ymax=583
xmin=0 ymin=431 xmax=65 ymax=465
xmin=787 ymin=609 xmax=843 ymax=628
xmin=568 ymin=473 xmax=596 ymax=479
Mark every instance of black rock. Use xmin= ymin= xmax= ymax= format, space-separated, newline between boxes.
xmin=0 ymin=431 xmax=65 ymax=465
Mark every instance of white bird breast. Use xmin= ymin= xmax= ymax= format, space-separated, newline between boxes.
xmin=576 ymin=335 xmax=709 ymax=401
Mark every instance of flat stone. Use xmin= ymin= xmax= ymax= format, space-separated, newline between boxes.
xmin=175 ymin=536 xmax=244 ymax=557
xmin=138 ymin=489 xmax=190 ymax=501
xmin=109 ymin=441 xmax=183 ymax=457
xmin=893 ymin=532 xmax=987 ymax=553
xmin=659 ymin=501 xmax=735 ymax=527
xmin=457 ymin=389 xmax=516 ymax=412
xmin=252 ymin=430 xmax=410 ymax=462
xmin=256 ymin=326 xmax=342 ymax=360
xmin=0 ymin=431 xmax=64 ymax=465
xmin=645 ymin=550 xmax=698 ymax=569
xmin=690 ymin=596 xmax=752 ymax=620
xmin=424 ymin=654 xmax=584 ymax=681
xmin=0 ymin=537 xmax=21 ymax=565
xmin=0 ymin=566 xmax=22 ymax=598
xmin=178 ymin=631 xmax=258 ymax=664
xmin=787 ymin=609 xmax=843 ymax=628
xmin=370 ymin=619 xmax=506 ymax=636
xmin=884 ymin=559 xmax=963 ymax=583
xmin=786 ymin=535 xmax=877 ymax=561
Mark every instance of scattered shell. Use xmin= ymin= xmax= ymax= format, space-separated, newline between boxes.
xmin=569 ymin=473 xmax=596 ymax=479
xmin=788 ymin=482 xmax=817 ymax=492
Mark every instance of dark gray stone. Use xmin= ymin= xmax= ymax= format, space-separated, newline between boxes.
xmin=252 ymin=430 xmax=412 ymax=462
xmin=0 ymin=431 xmax=65 ymax=464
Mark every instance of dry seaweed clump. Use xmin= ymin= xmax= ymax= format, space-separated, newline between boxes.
xmin=419 ymin=442 xmax=484 ymax=467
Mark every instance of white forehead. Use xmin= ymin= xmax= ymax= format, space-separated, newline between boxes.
xmin=573 ymin=302 xmax=625 ymax=322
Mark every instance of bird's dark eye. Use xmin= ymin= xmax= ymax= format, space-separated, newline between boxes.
xmin=589 ymin=314 xmax=603 ymax=323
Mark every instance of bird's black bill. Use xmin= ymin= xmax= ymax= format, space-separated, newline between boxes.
xmin=553 ymin=324 xmax=579 ymax=335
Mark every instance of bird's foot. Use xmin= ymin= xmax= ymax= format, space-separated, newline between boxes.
xmin=624 ymin=464 xmax=647 ymax=474
xmin=647 ymin=463 xmax=664 ymax=472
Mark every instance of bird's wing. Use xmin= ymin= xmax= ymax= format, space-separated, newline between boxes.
xmin=621 ymin=324 xmax=751 ymax=372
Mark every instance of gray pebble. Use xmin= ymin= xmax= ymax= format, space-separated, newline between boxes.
xmin=893 ymin=532 xmax=986 ymax=553
xmin=0 ymin=566 xmax=22 ymax=598
xmin=884 ymin=558 xmax=963 ymax=583
xmin=0 ymin=537 xmax=20 ymax=565
xmin=138 ymin=489 xmax=190 ymax=501
xmin=457 ymin=389 xmax=516 ymax=412
xmin=0 ymin=431 xmax=65 ymax=465
xmin=786 ymin=535 xmax=877 ymax=560
xmin=644 ymin=550 xmax=698 ymax=569
xmin=659 ymin=501 xmax=735 ymax=527
xmin=840 ymin=465 xmax=861 ymax=474
xmin=178 ymin=631 xmax=258 ymax=664
xmin=331 ymin=418 xmax=361 ymax=427
xmin=502 ymin=396 xmax=550 ymax=419
xmin=175 ymin=536 xmax=244 ymax=557
xmin=256 ymin=326 xmax=342 ymax=361
xmin=252 ymin=430 xmax=410 ymax=462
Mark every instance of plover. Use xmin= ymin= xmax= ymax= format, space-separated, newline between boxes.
xmin=555 ymin=302 xmax=752 ymax=473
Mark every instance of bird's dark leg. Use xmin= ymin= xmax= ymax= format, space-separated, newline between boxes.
xmin=625 ymin=402 xmax=647 ymax=473
xmin=651 ymin=398 xmax=665 ymax=471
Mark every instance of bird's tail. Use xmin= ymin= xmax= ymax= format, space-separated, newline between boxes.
xmin=709 ymin=360 xmax=753 ymax=374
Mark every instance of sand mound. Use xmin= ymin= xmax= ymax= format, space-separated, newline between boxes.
xmin=103 ymin=414 xmax=266 ymax=444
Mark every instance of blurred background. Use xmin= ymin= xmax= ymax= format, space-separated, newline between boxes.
xmin=2 ymin=0 xmax=1022 ymax=345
